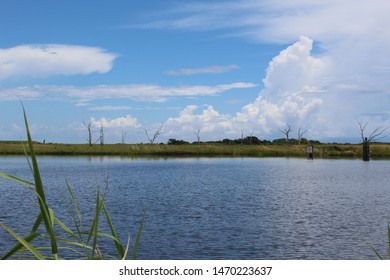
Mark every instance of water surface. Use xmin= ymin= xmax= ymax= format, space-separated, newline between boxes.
xmin=0 ymin=156 xmax=389 ymax=259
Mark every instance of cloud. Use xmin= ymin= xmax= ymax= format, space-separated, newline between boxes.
xmin=164 ymin=37 xmax=328 ymax=140
xmin=0 ymin=44 xmax=117 ymax=80
xmin=132 ymin=1 xmax=390 ymax=141
xmin=164 ymin=64 xmax=239 ymax=75
xmin=162 ymin=36 xmax=390 ymax=141
xmin=135 ymin=0 xmax=389 ymax=43
xmin=165 ymin=105 xmax=235 ymax=140
xmin=235 ymin=36 xmax=328 ymax=131
xmin=87 ymin=115 xmax=141 ymax=143
xmin=90 ymin=115 xmax=140 ymax=129
xmin=133 ymin=0 xmax=390 ymax=97
xmin=0 ymin=82 xmax=257 ymax=102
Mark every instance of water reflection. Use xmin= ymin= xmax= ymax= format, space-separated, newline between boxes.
xmin=0 ymin=156 xmax=389 ymax=259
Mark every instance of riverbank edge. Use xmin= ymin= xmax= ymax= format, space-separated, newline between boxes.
xmin=1 ymin=143 xmax=390 ymax=159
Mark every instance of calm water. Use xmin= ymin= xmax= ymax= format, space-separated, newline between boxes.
xmin=0 ymin=156 xmax=389 ymax=259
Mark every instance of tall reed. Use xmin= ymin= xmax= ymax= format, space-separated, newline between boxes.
xmin=0 ymin=107 xmax=146 ymax=259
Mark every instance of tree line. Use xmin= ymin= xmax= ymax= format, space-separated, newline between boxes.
xmin=167 ymin=136 xmax=321 ymax=145
xmin=81 ymin=120 xmax=387 ymax=146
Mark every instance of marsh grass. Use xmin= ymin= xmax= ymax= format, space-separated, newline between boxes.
xmin=1 ymin=141 xmax=390 ymax=159
xmin=0 ymin=107 xmax=146 ymax=259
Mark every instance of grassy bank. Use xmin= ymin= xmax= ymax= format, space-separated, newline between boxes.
xmin=1 ymin=142 xmax=390 ymax=159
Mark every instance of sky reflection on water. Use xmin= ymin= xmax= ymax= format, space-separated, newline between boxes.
xmin=0 ymin=156 xmax=389 ymax=259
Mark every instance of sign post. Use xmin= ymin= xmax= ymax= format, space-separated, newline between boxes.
xmin=306 ymin=142 xmax=314 ymax=159
xmin=363 ymin=137 xmax=370 ymax=161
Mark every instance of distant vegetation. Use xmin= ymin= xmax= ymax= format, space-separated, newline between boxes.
xmin=0 ymin=138 xmax=390 ymax=159
xmin=168 ymin=135 xmax=320 ymax=145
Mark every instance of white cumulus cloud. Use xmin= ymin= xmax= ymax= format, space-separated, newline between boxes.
xmin=165 ymin=105 xmax=235 ymax=140
xmin=134 ymin=0 xmax=390 ymax=141
xmin=90 ymin=115 xmax=140 ymax=129
xmin=235 ymin=36 xmax=328 ymax=134
xmin=0 ymin=44 xmax=117 ymax=80
xmin=163 ymin=36 xmax=390 ymax=142
xmin=164 ymin=37 xmax=329 ymax=140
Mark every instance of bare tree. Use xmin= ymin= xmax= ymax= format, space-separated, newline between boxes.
xmin=99 ymin=122 xmax=104 ymax=145
xmin=297 ymin=125 xmax=310 ymax=144
xmin=279 ymin=124 xmax=292 ymax=143
xmin=240 ymin=129 xmax=244 ymax=145
xmin=121 ymin=130 xmax=127 ymax=144
xmin=145 ymin=123 xmax=163 ymax=144
xmin=194 ymin=129 xmax=201 ymax=144
xmin=83 ymin=121 xmax=93 ymax=146
xmin=358 ymin=121 xmax=387 ymax=142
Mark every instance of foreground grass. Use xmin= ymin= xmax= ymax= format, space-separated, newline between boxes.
xmin=0 ymin=109 xmax=146 ymax=260
xmin=1 ymin=142 xmax=390 ymax=159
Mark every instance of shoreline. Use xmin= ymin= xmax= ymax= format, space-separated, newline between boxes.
xmin=1 ymin=142 xmax=390 ymax=159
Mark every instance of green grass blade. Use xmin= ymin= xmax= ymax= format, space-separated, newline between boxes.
xmin=20 ymin=138 xmax=34 ymax=175
xmin=22 ymin=106 xmax=58 ymax=257
xmin=0 ymin=172 xmax=35 ymax=190
xmin=367 ymin=242 xmax=383 ymax=260
xmin=122 ymin=235 xmax=131 ymax=260
xmin=55 ymin=238 xmax=92 ymax=250
xmin=87 ymin=189 xmax=104 ymax=258
xmin=102 ymin=201 xmax=125 ymax=258
xmin=65 ymin=179 xmax=82 ymax=227
xmin=63 ymin=179 xmax=88 ymax=255
xmin=2 ymin=106 xmax=146 ymax=260
xmin=2 ymin=213 xmax=43 ymax=259
xmin=90 ymin=191 xmax=101 ymax=257
xmin=0 ymin=224 xmax=45 ymax=260
xmin=54 ymin=217 xmax=79 ymax=241
xmin=93 ymin=232 xmax=123 ymax=243
xmin=131 ymin=208 xmax=147 ymax=260
xmin=53 ymin=247 xmax=85 ymax=258
xmin=30 ymin=213 xmax=43 ymax=233
xmin=1 ymin=232 xmax=40 ymax=260
xmin=1 ymin=211 xmax=43 ymax=260
xmin=49 ymin=208 xmax=55 ymax=228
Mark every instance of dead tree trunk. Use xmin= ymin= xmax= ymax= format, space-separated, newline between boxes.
xmin=358 ymin=121 xmax=388 ymax=161
xmin=121 ymin=130 xmax=127 ymax=144
xmin=297 ymin=125 xmax=310 ymax=144
xmin=99 ymin=122 xmax=104 ymax=145
xmin=194 ymin=129 xmax=201 ymax=144
xmin=145 ymin=123 xmax=163 ymax=144
xmin=279 ymin=124 xmax=292 ymax=143
xmin=83 ymin=121 xmax=93 ymax=146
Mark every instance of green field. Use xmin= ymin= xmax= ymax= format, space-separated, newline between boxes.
xmin=1 ymin=142 xmax=390 ymax=159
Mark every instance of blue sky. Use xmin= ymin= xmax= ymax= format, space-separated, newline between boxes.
xmin=1 ymin=0 xmax=389 ymax=144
